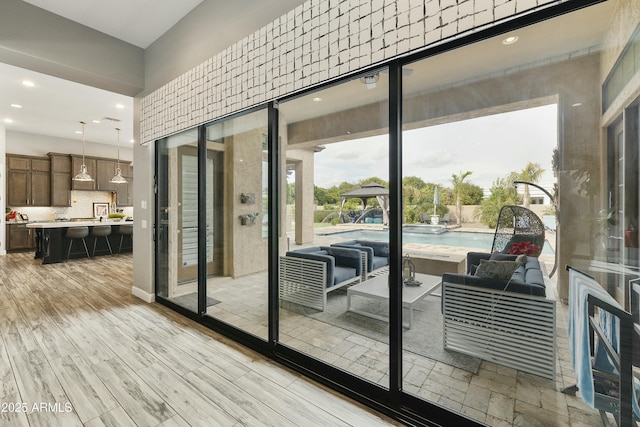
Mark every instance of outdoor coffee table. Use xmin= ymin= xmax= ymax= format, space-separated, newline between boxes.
xmin=346 ymin=273 xmax=441 ymax=329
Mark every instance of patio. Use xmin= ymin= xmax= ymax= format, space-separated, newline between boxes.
xmin=201 ymin=227 xmax=608 ymax=426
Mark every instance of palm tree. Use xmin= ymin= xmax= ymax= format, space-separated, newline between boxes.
xmin=516 ymin=162 xmax=545 ymax=208
xmin=451 ymin=171 xmax=472 ymax=226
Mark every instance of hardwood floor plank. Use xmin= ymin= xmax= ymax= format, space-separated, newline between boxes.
xmin=30 ymin=322 xmax=77 ymax=361
xmin=184 ymin=366 xmax=299 ymax=427
xmin=91 ymin=358 xmax=175 ymax=426
xmin=137 ymin=362 xmax=237 ymax=427
xmin=11 ymin=350 xmax=83 ymax=427
xmin=0 ymin=332 xmax=19 ymax=399
xmin=287 ymin=376 xmax=401 ymax=426
xmin=234 ymin=371 xmax=352 ymax=427
xmin=2 ymin=322 xmax=39 ymax=361
xmin=61 ymin=324 xmax=117 ymax=366
xmin=48 ymin=354 xmax=120 ymax=423
xmin=156 ymin=414 xmax=192 ymax=427
xmin=88 ymin=323 xmax=162 ymax=372
xmin=0 ymin=393 xmax=30 ymax=427
xmin=168 ymin=332 xmax=252 ymax=383
xmin=0 ymin=252 xmax=397 ymax=427
xmin=83 ymin=407 xmax=137 ymax=427
xmin=129 ymin=328 xmax=203 ymax=376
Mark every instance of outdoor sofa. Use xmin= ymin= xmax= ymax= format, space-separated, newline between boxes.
xmin=331 ymin=240 xmax=389 ymax=279
xmin=441 ymin=252 xmax=556 ymax=380
xmin=279 ymin=246 xmax=363 ymax=311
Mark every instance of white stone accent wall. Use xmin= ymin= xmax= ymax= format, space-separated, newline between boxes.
xmin=141 ymin=0 xmax=558 ymax=142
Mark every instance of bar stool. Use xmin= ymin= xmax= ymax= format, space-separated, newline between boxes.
xmin=90 ymin=225 xmax=113 ymax=257
xmin=65 ymin=227 xmax=90 ymax=261
xmin=117 ymin=225 xmax=133 ymax=255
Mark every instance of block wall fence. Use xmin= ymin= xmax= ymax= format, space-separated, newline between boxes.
xmin=141 ymin=0 xmax=557 ymax=142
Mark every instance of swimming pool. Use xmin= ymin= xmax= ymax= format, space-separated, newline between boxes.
xmin=321 ymin=228 xmax=554 ymax=254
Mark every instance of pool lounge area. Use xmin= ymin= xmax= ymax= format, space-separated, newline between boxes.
xmin=317 ymin=226 xmax=556 ymax=256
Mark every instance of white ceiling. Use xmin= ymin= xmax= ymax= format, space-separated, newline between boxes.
xmin=0 ymin=62 xmax=136 ymax=146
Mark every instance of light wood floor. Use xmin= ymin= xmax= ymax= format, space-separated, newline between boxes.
xmin=0 ymin=252 xmax=402 ymax=427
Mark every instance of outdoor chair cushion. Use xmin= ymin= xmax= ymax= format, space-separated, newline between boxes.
xmin=331 ymin=240 xmax=389 ymax=272
xmin=285 ymin=246 xmax=362 ymax=288
xmin=443 ymin=251 xmax=546 ymax=297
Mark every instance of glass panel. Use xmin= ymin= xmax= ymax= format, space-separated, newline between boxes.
xmin=278 ymin=70 xmax=390 ymax=386
xmin=203 ymin=109 xmax=269 ymax=340
xmin=400 ymin=3 xmax=639 ymax=426
xmin=156 ymin=128 xmax=200 ymax=311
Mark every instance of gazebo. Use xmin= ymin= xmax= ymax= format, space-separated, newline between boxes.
xmin=339 ymin=182 xmax=389 ymax=225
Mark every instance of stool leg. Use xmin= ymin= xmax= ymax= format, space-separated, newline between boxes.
xmin=92 ymin=236 xmax=98 ymax=258
xmin=118 ymin=234 xmax=124 ymax=255
xmin=104 ymin=236 xmax=113 ymax=255
xmin=66 ymin=239 xmax=74 ymax=262
xmin=81 ymin=237 xmax=90 ymax=259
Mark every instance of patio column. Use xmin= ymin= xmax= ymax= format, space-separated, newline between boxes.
xmin=288 ymin=148 xmax=315 ymax=245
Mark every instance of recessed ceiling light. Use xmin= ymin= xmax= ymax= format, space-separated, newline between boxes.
xmin=75 ymin=130 xmax=82 ymax=134
xmin=129 ymin=139 xmax=135 ymax=143
xmin=571 ymin=102 xmax=583 ymax=107
xmin=11 ymin=104 xmax=22 ymax=109
xmin=313 ymin=97 xmax=322 ymax=102
xmin=502 ymin=36 xmax=519 ymax=45
xmin=92 ymin=120 xmax=101 ymax=123
xmin=4 ymin=118 xmax=14 ymax=123
xmin=21 ymin=80 xmax=35 ymax=87
xmin=115 ymin=104 xmax=125 ymax=109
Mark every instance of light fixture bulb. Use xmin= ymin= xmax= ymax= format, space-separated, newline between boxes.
xmin=360 ymin=74 xmax=379 ymax=89
xmin=73 ymin=121 xmax=94 ymax=182
xmin=110 ymin=127 xmax=127 ymax=184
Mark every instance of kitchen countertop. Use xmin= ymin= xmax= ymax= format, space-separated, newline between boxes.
xmin=26 ymin=220 xmax=131 ymax=228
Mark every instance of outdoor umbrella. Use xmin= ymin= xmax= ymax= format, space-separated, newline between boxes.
xmin=433 ymin=186 xmax=440 ymax=215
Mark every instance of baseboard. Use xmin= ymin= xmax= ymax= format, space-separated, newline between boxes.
xmin=131 ymin=286 xmax=155 ymax=303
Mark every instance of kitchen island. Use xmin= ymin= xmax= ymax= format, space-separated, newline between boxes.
xmin=27 ymin=220 xmax=133 ymax=264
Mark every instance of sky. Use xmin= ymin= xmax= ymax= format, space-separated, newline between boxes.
xmin=312 ymin=104 xmax=558 ymax=193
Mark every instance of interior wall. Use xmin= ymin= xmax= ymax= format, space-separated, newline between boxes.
xmin=0 ymin=0 xmax=144 ymax=96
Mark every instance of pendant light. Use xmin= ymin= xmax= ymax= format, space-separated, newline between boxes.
xmin=110 ymin=127 xmax=127 ymax=184
xmin=73 ymin=121 xmax=93 ymax=182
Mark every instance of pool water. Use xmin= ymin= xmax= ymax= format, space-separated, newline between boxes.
xmin=323 ymin=228 xmax=554 ymax=254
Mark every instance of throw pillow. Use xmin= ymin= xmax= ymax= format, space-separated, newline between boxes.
xmin=515 ymin=254 xmax=527 ymax=266
xmin=474 ymin=259 xmax=519 ymax=281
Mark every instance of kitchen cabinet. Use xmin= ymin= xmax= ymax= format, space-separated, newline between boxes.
xmin=6 ymin=155 xmax=51 ymax=206
xmin=115 ymin=165 xmax=133 ymax=206
xmin=6 ymin=223 xmax=36 ymax=251
xmin=96 ymin=159 xmax=118 ymax=191
xmin=49 ymin=153 xmax=72 ymax=206
xmin=71 ymin=156 xmax=97 ymax=190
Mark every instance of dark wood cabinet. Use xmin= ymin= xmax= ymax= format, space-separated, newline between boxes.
xmin=49 ymin=153 xmax=72 ymax=206
xmin=115 ymin=164 xmax=133 ymax=206
xmin=96 ymin=159 xmax=117 ymax=191
xmin=6 ymin=224 xmax=35 ymax=251
xmin=6 ymin=155 xmax=51 ymax=206
xmin=71 ymin=156 xmax=97 ymax=190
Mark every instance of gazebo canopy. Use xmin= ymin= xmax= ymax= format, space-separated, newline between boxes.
xmin=339 ymin=182 xmax=389 ymax=224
